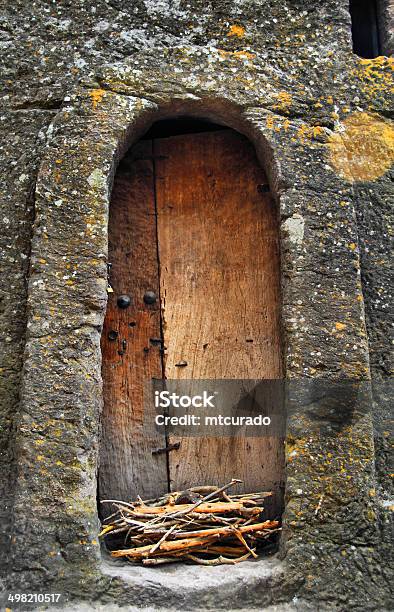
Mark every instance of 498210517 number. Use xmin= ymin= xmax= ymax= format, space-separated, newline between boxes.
xmin=7 ymin=593 xmax=62 ymax=603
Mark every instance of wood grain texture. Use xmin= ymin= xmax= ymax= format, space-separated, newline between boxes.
xmin=154 ymin=130 xmax=283 ymax=504
xmin=99 ymin=140 xmax=168 ymax=513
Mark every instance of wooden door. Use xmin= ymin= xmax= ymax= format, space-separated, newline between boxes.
xmin=99 ymin=129 xmax=283 ymax=513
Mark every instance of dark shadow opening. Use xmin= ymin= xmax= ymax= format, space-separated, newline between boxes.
xmin=350 ymin=0 xmax=381 ymax=57
xmin=142 ymin=117 xmax=226 ymax=139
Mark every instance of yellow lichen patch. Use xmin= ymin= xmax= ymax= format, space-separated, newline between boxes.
xmin=89 ymin=88 xmax=106 ymax=109
xmin=359 ymin=56 xmax=393 ymax=68
xmin=273 ymin=91 xmax=292 ymax=112
xmin=266 ymin=115 xmax=275 ymax=130
xmin=227 ymin=24 xmax=245 ymax=38
xmin=328 ymin=112 xmax=394 ymax=181
xmin=335 ymin=322 xmax=347 ymax=331
xmin=296 ymin=123 xmax=315 ymax=142
xmin=354 ymin=56 xmax=394 ymax=101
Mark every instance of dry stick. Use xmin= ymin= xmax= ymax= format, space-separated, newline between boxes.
xmin=136 ymin=510 xmax=178 ymax=531
xmin=118 ymin=517 xmax=136 ymax=528
xmin=112 ymin=534 xmax=221 ymax=558
xmin=231 ymin=493 xmax=272 ymax=502
xmin=149 ymin=524 xmax=178 ymax=555
xmin=102 ymin=509 xmax=123 ymax=523
xmin=163 ymin=518 xmax=275 ymax=540
xmin=102 ymin=526 xmax=131 ymax=537
xmin=138 ymin=544 xmax=246 ymax=560
xmin=232 ymin=527 xmax=258 ymax=559
xmin=101 ymin=500 xmax=136 ymax=510
xmin=186 ymin=550 xmax=254 ymax=566
xmin=189 ymin=486 xmax=232 ymax=502
xmin=123 ymin=501 xmax=248 ymax=518
xmin=142 ymin=557 xmax=181 ymax=566
xmin=195 ymin=544 xmax=247 ymax=555
xmin=162 ymin=479 xmax=242 ymax=520
xmin=124 ymin=525 xmax=136 ymax=545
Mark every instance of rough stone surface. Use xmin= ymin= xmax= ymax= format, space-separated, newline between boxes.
xmin=0 ymin=1 xmax=392 ymax=610
xmin=0 ymin=109 xmax=55 ymax=581
xmin=377 ymin=0 xmax=394 ymax=56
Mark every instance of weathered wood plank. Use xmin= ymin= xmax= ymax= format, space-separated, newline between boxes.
xmin=99 ymin=140 xmax=168 ymax=513
xmin=154 ymin=130 xmax=283 ymax=508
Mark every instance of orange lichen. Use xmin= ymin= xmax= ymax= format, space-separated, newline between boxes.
xmin=266 ymin=115 xmax=275 ymax=130
xmin=227 ymin=25 xmax=245 ymax=38
xmin=328 ymin=112 xmax=394 ymax=181
xmin=90 ymin=88 xmax=106 ymax=109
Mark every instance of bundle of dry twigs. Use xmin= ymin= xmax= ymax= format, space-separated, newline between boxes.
xmin=99 ymin=479 xmax=280 ymax=566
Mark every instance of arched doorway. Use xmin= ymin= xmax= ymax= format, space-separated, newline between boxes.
xmin=98 ymin=118 xmax=284 ymax=516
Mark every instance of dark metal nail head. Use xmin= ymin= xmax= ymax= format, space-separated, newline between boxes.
xmin=117 ymin=294 xmax=131 ymax=309
xmin=143 ymin=290 xmax=157 ymax=305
